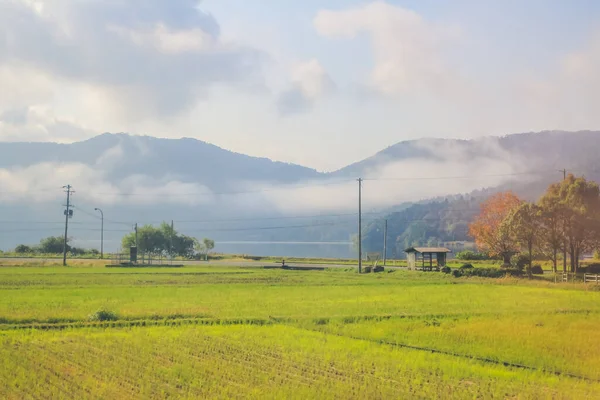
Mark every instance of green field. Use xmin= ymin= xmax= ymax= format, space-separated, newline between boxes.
xmin=1 ymin=266 xmax=599 ymax=399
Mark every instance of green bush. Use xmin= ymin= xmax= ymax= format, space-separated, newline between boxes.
xmin=580 ymin=263 xmax=600 ymax=274
xmin=14 ymin=244 xmax=33 ymax=254
xmin=466 ymin=268 xmax=505 ymax=278
xmin=530 ymin=265 xmax=544 ymax=275
xmin=460 ymin=263 xmax=474 ymax=270
xmin=88 ymin=309 xmax=119 ymax=322
xmin=452 ymin=267 xmax=521 ymax=279
xmin=511 ymin=254 xmax=530 ymax=270
xmin=456 ymin=251 xmax=491 ymax=260
xmin=441 ymin=266 xmax=452 ymax=274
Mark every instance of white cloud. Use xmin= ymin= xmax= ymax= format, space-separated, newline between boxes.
xmin=314 ymin=1 xmax=461 ymax=96
xmin=518 ymin=33 xmax=600 ymax=131
xmin=108 ymin=23 xmax=215 ymax=54
xmin=0 ymin=161 xmax=216 ymax=206
xmin=277 ymin=59 xmax=334 ymax=114
xmin=0 ymin=0 xmax=264 ymax=132
xmin=0 ymin=105 xmax=95 ymax=142
xmin=290 ymin=59 xmax=334 ymax=100
xmin=0 ymin=143 xmax=214 ymax=206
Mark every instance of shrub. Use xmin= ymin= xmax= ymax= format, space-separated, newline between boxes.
xmin=14 ymin=244 xmax=33 ymax=254
xmin=441 ymin=266 xmax=452 ymax=274
xmin=505 ymin=268 xmax=524 ymax=277
xmin=456 ymin=251 xmax=491 ymax=260
xmin=88 ymin=309 xmax=118 ymax=322
xmin=530 ymin=265 xmax=544 ymax=275
xmin=453 ymin=267 xmax=519 ymax=279
xmin=511 ymin=254 xmax=530 ymax=270
xmin=460 ymin=263 xmax=474 ymax=270
xmin=469 ymin=268 xmax=506 ymax=278
xmin=581 ymin=263 xmax=600 ymax=274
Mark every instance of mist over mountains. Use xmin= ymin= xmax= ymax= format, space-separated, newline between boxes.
xmin=1 ymin=130 xmax=599 ymax=257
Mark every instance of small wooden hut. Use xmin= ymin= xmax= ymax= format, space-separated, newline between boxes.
xmin=405 ymin=247 xmax=451 ymax=271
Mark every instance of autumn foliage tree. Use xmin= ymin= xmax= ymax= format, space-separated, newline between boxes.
xmin=538 ymin=175 xmax=600 ymax=272
xmin=469 ymin=191 xmax=522 ymax=266
xmin=506 ymin=203 xmax=543 ymax=277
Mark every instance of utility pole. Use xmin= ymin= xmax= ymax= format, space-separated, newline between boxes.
xmin=358 ymin=178 xmax=363 ymax=274
xmin=135 ymin=223 xmax=138 ymax=249
xmin=563 ymin=168 xmax=567 ymax=273
xmin=62 ymin=185 xmax=74 ymax=266
xmin=94 ymin=208 xmax=104 ymax=259
xmin=383 ymin=219 xmax=388 ymax=266
xmin=170 ymin=220 xmax=174 ymax=261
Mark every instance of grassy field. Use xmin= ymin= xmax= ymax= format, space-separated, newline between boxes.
xmin=0 ymin=265 xmax=599 ymax=398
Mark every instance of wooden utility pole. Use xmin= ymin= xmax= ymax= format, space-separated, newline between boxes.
xmin=383 ymin=219 xmax=387 ymax=266
xmin=358 ymin=178 xmax=363 ymax=274
xmin=62 ymin=185 xmax=74 ymax=266
xmin=562 ymin=169 xmax=567 ymax=273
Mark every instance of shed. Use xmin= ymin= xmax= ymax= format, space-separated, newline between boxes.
xmin=405 ymin=247 xmax=451 ymax=271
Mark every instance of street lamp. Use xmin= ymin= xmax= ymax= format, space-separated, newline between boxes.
xmin=94 ymin=208 xmax=104 ymax=259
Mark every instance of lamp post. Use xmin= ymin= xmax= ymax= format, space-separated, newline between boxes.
xmin=94 ymin=208 xmax=104 ymax=259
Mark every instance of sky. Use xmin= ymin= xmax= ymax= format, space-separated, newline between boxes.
xmin=1 ymin=0 xmax=600 ymax=171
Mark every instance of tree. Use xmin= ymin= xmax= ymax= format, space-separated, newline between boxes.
xmin=173 ymin=234 xmax=196 ymax=258
xmin=203 ymin=238 xmax=215 ymax=253
xmin=506 ymin=203 xmax=542 ymax=278
xmin=539 ymin=175 xmax=600 ymax=272
xmin=39 ymin=236 xmax=69 ymax=254
xmin=14 ymin=244 xmax=33 ymax=254
xmin=121 ymin=223 xmax=205 ymax=259
xmin=469 ymin=192 xmax=522 ymax=266
xmin=193 ymin=238 xmax=215 ymax=261
xmin=537 ymin=192 xmax=564 ymax=273
xmin=122 ymin=225 xmax=166 ymax=257
xmin=194 ymin=239 xmax=206 ymax=260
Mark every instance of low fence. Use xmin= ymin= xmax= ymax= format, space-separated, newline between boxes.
xmin=555 ymin=272 xmax=600 ymax=284
xmin=111 ymin=252 xmax=176 ymax=266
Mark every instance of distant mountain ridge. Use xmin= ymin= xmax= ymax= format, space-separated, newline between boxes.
xmin=2 ymin=130 xmax=600 ymax=255
xmin=0 ymin=133 xmax=320 ymax=190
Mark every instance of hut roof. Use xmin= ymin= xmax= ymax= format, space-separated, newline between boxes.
xmin=404 ymin=247 xmax=451 ymax=254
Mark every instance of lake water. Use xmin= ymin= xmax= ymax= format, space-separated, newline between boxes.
xmin=213 ymin=241 xmax=355 ymax=259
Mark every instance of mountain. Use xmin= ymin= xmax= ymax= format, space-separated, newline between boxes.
xmin=359 ymin=130 xmax=600 ymax=256
xmin=0 ymin=133 xmax=320 ymax=190
xmin=2 ymin=130 xmax=600 ymax=257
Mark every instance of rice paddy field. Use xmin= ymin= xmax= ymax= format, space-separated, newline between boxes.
xmin=1 ymin=265 xmax=599 ymax=399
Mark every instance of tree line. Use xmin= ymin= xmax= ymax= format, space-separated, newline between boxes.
xmin=11 ymin=222 xmax=216 ymax=260
xmin=14 ymin=236 xmax=99 ymax=256
xmin=469 ymin=174 xmax=600 ymax=275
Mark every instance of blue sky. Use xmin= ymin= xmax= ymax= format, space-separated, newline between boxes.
xmin=1 ymin=0 xmax=599 ymax=170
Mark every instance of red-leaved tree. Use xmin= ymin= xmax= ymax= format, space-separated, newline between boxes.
xmin=469 ymin=191 xmax=522 ymax=266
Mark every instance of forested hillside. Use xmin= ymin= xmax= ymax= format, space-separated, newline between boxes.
xmin=362 ymin=195 xmax=482 ymax=257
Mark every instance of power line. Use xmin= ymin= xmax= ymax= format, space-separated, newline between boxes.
xmin=86 ymin=179 xmax=355 ymax=198
xmin=72 ymin=205 xmax=132 ymax=226
xmin=0 ymin=219 xmax=379 ymax=235
xmin=363 ymin=170 xmax=558 ymax=181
